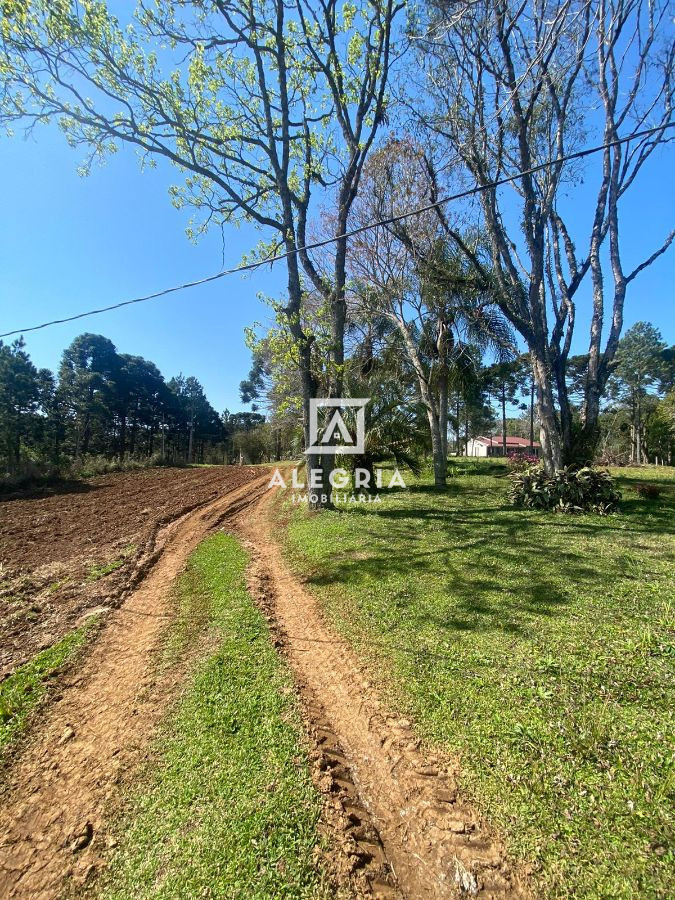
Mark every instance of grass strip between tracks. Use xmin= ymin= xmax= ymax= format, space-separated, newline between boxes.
xmin=100 ymin=531 xmax=327 ymax=899
xmin=0 ymin=621 xmax=95 ymax=753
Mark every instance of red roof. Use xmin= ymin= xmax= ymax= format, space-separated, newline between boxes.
xmin=474 ymin=436 xmax=541 ymax=448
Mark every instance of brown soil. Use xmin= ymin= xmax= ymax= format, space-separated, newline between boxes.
xmin=235 ymin=491 xmax=529 ymax=899
xmin=0 ymin=466 xmax=260 ymax=678
xmin=0 ymin=470 xmax=271 ymax=899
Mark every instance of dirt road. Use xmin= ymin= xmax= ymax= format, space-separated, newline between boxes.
xmin=0 ymin=470 xmax=271 ymax=898
xmin=1 ymin=473 xmax=525 ymax=898
xmin=236 ymin=492 xmax=527 ymax=899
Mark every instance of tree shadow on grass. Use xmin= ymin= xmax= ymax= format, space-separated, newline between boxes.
xmin=615 ymin=497 xmax=675 ymax=533
xmin=305 ymin=517 xmax=579 ymax=637
xmin=301 ymin=466 xmax=675 ymax=647
xmin=366 ymin=491 xmax=675 ymax=538
xmin=304 ymin=484 xmax=675 ymax=640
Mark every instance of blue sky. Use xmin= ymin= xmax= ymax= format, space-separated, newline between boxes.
xmin=0 ymin=121 xmax=673 ymax=415
xmin=0 ymin=130 xmax=280 ymax=414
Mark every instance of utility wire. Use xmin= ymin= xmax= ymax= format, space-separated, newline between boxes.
xmin=1 ymin=120 xmax=673 ymax=340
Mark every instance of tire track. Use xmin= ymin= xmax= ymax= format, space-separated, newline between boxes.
xmin=234 ymin=490 xmax=529 ymax=899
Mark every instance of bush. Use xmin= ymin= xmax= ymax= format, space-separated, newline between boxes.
xmin=0 ymin=459 xmax=69 ymax=494
xmin=506 ymin=450 xmax=540 ymax=472
xmin=596 ymin=450 xmax=630 ymax=467
xmin=508 ymin=465 xmax=621 ymax=514
xmin=635 ymin=483 xmax=663 ymax=500
xmin=0 ymin=454 xmax=183 ymax=494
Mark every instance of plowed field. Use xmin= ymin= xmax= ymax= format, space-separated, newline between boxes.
xmin=0 ymin=466 xmax=261 ymax=678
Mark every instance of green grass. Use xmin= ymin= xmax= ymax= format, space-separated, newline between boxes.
xmin=86 ymin=546 xmax=136 ymax=582
xmin=282 ymin=459 xmax=675 ymax=898
xmin=100 ymin=532 xmax=326 ymax=899
xmin=0 ymin=624 xmax=93 ymax=751
xmin=47 ymin=576 xmax=71 ymax=594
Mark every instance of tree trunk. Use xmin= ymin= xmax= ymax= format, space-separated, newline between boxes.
xmin=456 ymin=393 xmax=461 ymax=454
xmin=501 ymin=382 xmax=507 ymax=456
xmin=187 ymin=419 xmax=194 ymax=464
xmin=394 ymin=316 xmax=446 ymax=487
xmin=81 ymin=413 xmax=91 ymax=457
xmin=553 ymin=355 xmax=574 ymax=461
xmin=531 ymin=352 xmax=563 ymax=473
xmin=331 ymin=219 xmax=348 ymax=398
xmin=9 ymin=428 xmax=20 ymax=474
xmin=439 ymin=369 xmax=448 ymax=464
xmin=79 ymin=381 xmax=95 ymax=458
xmin=283 ymin=232 xmax=326 ymax=509
xmin=352 ymin=453 xmax=375 ymax=489
xmin=129 ymin=419 xmax=137 ymax=457
xmin=119 ymin=413 xmax=127 ymax=461
xmin=426 ymin=406 xmax=446 ymax=488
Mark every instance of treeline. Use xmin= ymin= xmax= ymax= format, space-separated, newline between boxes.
xmin=0 ymin=333 xmax=280 ymax=481
xmin=485 ymin=323 xmax=675 ymax=466
xmin=2 ymin=318 xmax=672 ymax=485
xmin=597 ymin=323 xmax=674 ymax=465
xmin=241 ymin=317 xmax=674 ymax=475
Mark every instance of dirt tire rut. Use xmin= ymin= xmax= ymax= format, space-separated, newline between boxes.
xmin=1 ymin=473 xmax=528 ymax=900
xmin=235 ymin=490 xmax=529 ymax=900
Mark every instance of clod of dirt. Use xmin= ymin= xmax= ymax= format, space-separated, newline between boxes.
xmin=58 ymin=725 xmax=75 ymax=745
xmin=69 ymin=823 xmax=93 ymax=853
xmin=76 ymin=606 xmax=110 ymax=626
xmin=454 ymin=858 xmax=479 ymax=894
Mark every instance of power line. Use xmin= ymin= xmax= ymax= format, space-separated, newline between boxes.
xmin=1 ymin=121 xmax=672 ymax=340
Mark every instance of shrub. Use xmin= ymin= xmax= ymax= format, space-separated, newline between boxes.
xmin=596 ymin=450 xmax=630 ymax=467
xmin=506 ymin=450 xmax=540 ymax=472
xmin=508 ymin=465 xmax=621 ymax=514
xmin=635 ymin=483 xmax=663 ymax=500
xmin=0 ymin=454 xmax=182 ymax=494
xmin=0 ymin=459 xmax=66 ymax=494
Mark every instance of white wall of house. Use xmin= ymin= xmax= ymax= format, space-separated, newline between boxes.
xmin=466 ymin=439 xmax=488 ymax=457
xmin=463 ymin=438 xmax=541 ymax=457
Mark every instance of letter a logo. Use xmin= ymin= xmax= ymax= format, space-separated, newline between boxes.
xmin=306 ymin=398 xmax=369 ymax=456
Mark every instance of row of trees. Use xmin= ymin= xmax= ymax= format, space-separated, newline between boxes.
xmin=0 ymin=333 xmax=274 ymax=476
xmin=1 ymin=320 xmax=670 ymax=480
xmin=241 ymin=314 xmax=674 ymax=474
xmin=486 ymin=322 xmax=675 ymax=466
xmin=1 ymin=0 xmax=673 ymax=501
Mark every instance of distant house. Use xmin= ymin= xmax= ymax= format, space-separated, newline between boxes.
xmin=465 ymin=435 xmax=541 ymax=458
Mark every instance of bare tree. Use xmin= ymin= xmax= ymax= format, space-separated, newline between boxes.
xmin=294 ymin=0 xmax=403 ymax=397
xmin=413 ymin=0 xmax=674 ymax=471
